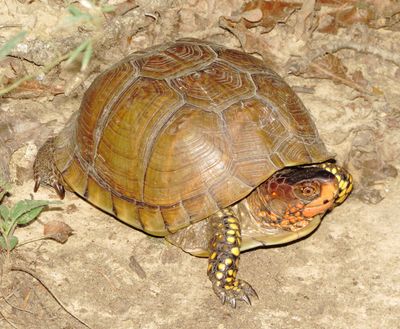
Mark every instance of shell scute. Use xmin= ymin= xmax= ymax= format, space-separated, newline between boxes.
xmin=170 ymin=61 xmax=256 ymax=111
xmin=94 ymin=77 xmax=183 ymax=200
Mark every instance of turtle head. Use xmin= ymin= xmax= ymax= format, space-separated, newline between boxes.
xmin=248 ymin=165 xmax=351 ymax=231
xmin=33 ymin=138 xmax=66 ymax=199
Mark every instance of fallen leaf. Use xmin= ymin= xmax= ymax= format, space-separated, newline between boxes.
xmin=241 ymin=0 xmax=301 ymax=31
xmin=43 ymin=220 xmax=73 ymax=244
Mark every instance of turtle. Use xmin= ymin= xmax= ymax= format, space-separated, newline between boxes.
xmin=33 ymin=38 xmax=353 ymax=307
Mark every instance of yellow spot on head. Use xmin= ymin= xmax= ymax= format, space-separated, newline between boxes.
xmin=217 ymin=263 xmax=226 ymax=271
xmin=339 ymin=180 xmax=346 ymax=190
xmin=331 ymin=167 xmax=337 ymax=175
xmin=231 ymin=247 xmax=240 ymax=257
xmin=346 ymin=183 xmax=353 ymax=193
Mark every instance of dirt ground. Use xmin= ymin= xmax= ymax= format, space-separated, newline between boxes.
xmin=0 ymin=0 xmax=399 ymax=328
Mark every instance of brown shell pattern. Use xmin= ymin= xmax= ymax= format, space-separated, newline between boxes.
xmin=54 ymin=39 xmax=331 ymax=236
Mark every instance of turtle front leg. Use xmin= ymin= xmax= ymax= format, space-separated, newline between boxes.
xmin=207 ymin=208 xmax=257 ymax=307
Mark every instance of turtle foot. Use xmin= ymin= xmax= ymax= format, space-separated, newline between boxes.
xmin=33 ymin=138 xmax=65 ymax=199
xmin=212 ymin=279 xmax=258 ymax=308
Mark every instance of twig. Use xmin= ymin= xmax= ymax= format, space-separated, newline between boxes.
xmin=289 ymin=39 xmax=400 ymax=74
xmin=3 ymin=294 xmax=35 ymax=314
xmin=15 ymin=237 xmax=49 ymax=249
xmin=308 ymin=61 xmax=372 ymax=95
xmin=0 ymin=52 xmax=70 ymax=97
xmin=312 ymin=40 xmax=400 ymax=67
xmin=11 ymin=266 xmax=92 ymax=329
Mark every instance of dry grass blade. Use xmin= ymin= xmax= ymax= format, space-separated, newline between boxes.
xmin=11 ymin=266 xmax=92 ymax=329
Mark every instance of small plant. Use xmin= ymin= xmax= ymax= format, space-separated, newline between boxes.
xmin=0 ymin=0 xmax=116 ymax=96
xmin=0 ymin=176 xmax=60 ymax=252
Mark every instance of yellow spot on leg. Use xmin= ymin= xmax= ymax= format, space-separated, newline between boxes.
xmin=225 ymin=258 xmax=233 ymax=265
xmin=229 ymin=224 xmax=239 ymax=230
xmin=217 ymin=263 xmax=226 ymax=271
xmin=231 ymin=247 xmax=240 ymax=257
xmin=215 ymin=272 xmax=223 ymax=280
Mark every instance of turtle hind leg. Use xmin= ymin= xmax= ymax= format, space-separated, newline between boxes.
xmin=33 ymin=137 xmax=65 ymax=199
xmin=207 ymin=208 xmax=258 ymax=307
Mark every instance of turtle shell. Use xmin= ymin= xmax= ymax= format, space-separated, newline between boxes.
xmin=53 ymin=38 xmax=331 ymax=236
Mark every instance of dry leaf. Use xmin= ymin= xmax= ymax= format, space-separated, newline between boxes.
xmin=219 ymin=17 xmax=277 ymax=69
xmin=294 ymin=0 xmax=317 ymax=40
xmin=293 ymin=53 xmax=372 ymax=94
xmin=43 ymin=220 xmax=73 ymax=244
xmin=241 ymin=0 xmax=301 ymax=31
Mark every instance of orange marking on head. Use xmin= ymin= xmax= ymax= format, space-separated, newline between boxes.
xmin=303 ymin=181 xmax=338 ymax=218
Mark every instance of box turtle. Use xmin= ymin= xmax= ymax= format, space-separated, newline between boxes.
xmin=33 ymin=38 xmax=353 ymax=307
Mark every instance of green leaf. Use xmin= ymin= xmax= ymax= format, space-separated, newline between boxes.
xmin=0 ymin=205 xmax=9 ymax=221
xmin=16 ymin=205 xmax=45 ymax=225
xmin=0 ymin=236 xmax=6 ymax=249
xmin=0 ymin=178 xmax=11 ymax=201
xmin=0 ymin=31 xmax=27 ymax=60
xmin=0 ymin=235 xmax=18 ymax=251
xmin=81 ymin=40 xmax=92 ymax=71
xmin=9 ymin=236 xmax=18 ymax=250
xmin=10 ymin=200 xmax=54 ymax=221
xmin=65 ymin=39 xmax=90 ymax=67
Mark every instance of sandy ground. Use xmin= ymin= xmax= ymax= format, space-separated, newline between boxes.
xmin=0 ymin=1 xmax=399 ymax=328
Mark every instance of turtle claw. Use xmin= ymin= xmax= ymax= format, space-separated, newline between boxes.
xmin=242 ymin=293 xmax=251 ymax=306
xmin=33 ymin=177 xmax=41 ymax=193
xmin=52 ymin=182 xmax=65 ymax=199
xmin=213 ymin=280 xmax=258 ymax=308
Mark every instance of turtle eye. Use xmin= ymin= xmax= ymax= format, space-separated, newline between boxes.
xmin=302 ymin=186 xmax=316 ymax=196
xmin=294 ymin=182 xmax=320 ymax=200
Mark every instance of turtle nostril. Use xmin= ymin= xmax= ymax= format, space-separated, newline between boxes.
xmin=323 ymin=199 xmax=329 ymax=204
